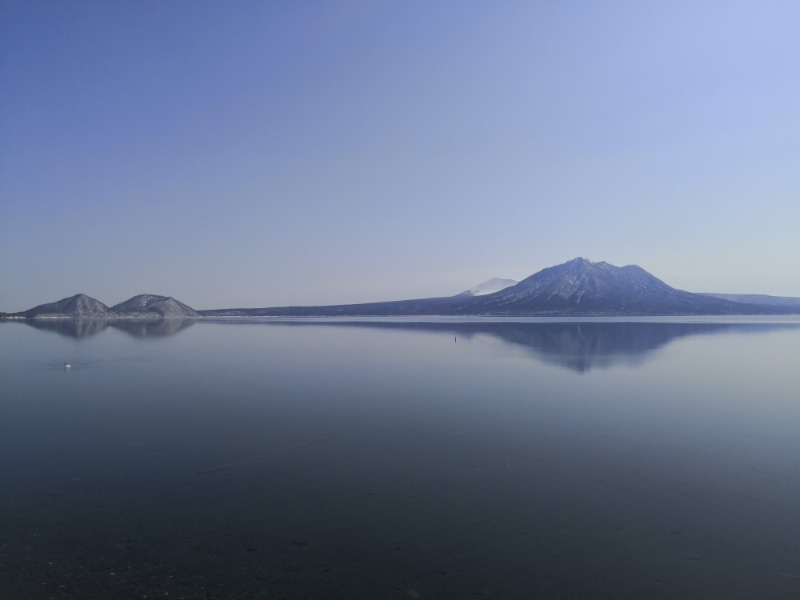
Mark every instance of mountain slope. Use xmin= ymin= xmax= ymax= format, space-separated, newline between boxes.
xmin=22 ymin=294 xmax=118 ymax=319
xmin=458 ymin=277 xmax=518 ymax=297
xmin=111 ymin=294 xmax=200 ymax=318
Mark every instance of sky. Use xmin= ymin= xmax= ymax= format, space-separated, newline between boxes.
xmin=1 ymin=1 xmax=798 ymax=312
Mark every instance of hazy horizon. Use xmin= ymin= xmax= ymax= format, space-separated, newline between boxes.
xmin=2 ymin=2 xmax=798 ymax=312
xmin=7 ymin=255 xmax=800 ymax=314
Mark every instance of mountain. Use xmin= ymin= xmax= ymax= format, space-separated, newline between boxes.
xmin=11 ymin=293 xmax=199 ymax=319
xmin=111 ymin=294 xmax=200 ymax=318
xmin=22 ymin=294 xmax=118 ymax=319
xmin=466 ymin=257 xmax=750 ymax=315
xmin=458 ymin=277 xmax=518 ymax=296
xmin=202 ymin=258 xmax=795 ymax=317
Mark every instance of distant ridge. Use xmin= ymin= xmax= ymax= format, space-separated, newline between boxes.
xmin=200 ymin=258 xmax=800 ymax=317
xmin=699 ymin=293 xmax=800 ymax=309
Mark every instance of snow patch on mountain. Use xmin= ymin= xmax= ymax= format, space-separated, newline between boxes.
xmin=459 ymin=277 xmax=518 ymax=297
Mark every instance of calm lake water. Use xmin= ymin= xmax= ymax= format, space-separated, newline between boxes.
xmin=1 ymin=317 xmax=799 ymax=599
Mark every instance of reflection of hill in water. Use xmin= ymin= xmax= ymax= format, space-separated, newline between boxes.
xmin=20 ymin=319 xmax=196 ymax=339
xmin=22 ymin=319 xmax=111 ymax=339
xmin=111 ymin=319 xmax=196 ymax=338
xmin=467 ymin=322 xmax=704 ymax=372
xmin=270 ymin=320 xmax=800 ymax=373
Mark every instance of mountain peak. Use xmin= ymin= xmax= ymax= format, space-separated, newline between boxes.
xmin=560 ymin=257 xmax=614 ymax=270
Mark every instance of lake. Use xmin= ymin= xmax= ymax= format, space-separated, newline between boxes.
xmin=1 ymin=317 xmax=799 ymax=599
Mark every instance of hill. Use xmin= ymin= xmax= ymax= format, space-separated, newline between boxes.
xmin=21 ymin=294 xmax=118 ymax=319
xmin=111 ymin=294 xmax=200 ymax=318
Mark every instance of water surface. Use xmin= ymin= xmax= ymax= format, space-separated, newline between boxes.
xmin=1 ymin=317 xmax=799 ymax=599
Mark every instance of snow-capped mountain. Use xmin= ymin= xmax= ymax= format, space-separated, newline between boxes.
xmin=469 ymin=257 xmax=745 ymax=315
xmin=458 ymin=277 xmax=518 ymax=297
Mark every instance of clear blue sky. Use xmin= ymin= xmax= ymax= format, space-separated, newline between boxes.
xmin=2 ymin=1 xmax=798 ymax=312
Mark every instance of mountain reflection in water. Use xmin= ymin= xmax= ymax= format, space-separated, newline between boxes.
xmin=19 ymin=318 xmax=196 ymax=339
xmin=12 ymin=317 xmax=799 ymax=372
xmin=203 ymin=318 xmax=799 ymax=373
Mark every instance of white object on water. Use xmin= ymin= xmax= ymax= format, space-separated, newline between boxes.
xmin=63 ymin=362 xmax=71 ymax=369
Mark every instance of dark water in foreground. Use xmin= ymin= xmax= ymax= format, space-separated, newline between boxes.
xmin=1 ymin=317 xmax=799 ymax=599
